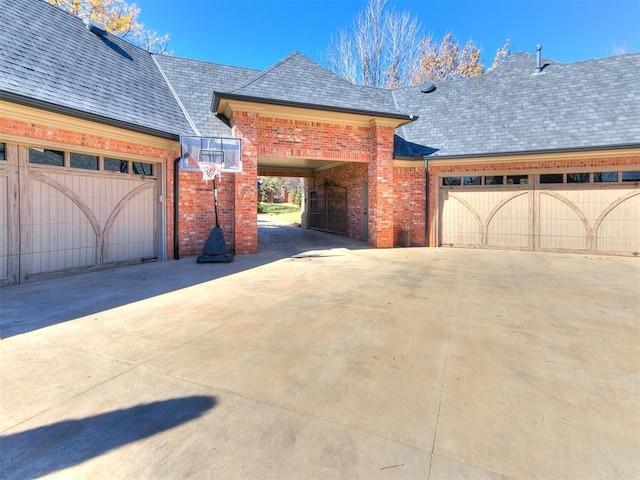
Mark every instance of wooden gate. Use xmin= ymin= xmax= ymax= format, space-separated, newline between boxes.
xmin=308 ymin=185 xmax=348 ymax=235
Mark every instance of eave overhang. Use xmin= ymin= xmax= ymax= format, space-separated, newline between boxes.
xmin=422 ymin=144 xmax=640 ymax=167
xmin=0 ymin=90 xmax=181 ymax=141
xmin=212 ymin=91 xmax=416 ymax=128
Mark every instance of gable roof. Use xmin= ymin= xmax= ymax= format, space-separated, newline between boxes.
xmin=212 ymin=51 xmax=411 ymax=121
xmin=0 ymin=0 xmax=194 ymax=138
xmin=1 ymin=0 xmax=638 ymax=159
xmin=153 ymin=55 xmax=260 ymax=137
xmin=393 ymin=52 xmax=640 ymax=158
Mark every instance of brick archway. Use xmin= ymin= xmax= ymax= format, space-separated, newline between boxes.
xmin=227 ymin=107 xmax=402 ymax=253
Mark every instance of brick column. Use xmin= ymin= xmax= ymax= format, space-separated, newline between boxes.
xmin=367 ymin=121 xmax=395 ymax=248
xmin=230 ymin=111 xmax=259 ymax=254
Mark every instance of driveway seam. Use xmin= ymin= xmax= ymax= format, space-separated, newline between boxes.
xmin=1 ymin=363 xmax=137 ymax=434
xmin=140 ymin=363 xmax=432 ymax=456
xmin=428 ymin=314 xmax=455 ymax=479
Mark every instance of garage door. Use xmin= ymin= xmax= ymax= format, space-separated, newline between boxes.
xmin=439 ymin=171 xmax=640 ymax=255
xmin=1 ymin=144 xmax=159 ymax=284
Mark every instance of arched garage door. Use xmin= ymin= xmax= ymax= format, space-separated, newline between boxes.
xmin=439 ymin=171 xmax=640 ymax=255
xmin=1 ymin=145 xmax=159 ymax=284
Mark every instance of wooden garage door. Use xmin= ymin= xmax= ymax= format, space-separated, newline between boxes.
xmin=1 ymin=144 xmax=158 ymax=284
xmin=439 ymin=172 xmax=640 ymax=255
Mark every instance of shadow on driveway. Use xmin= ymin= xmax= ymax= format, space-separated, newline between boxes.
xmin=0 ymin=396 xmax=216 ymax=479
xmin=0 ymin=221 xmax=367 ymax=338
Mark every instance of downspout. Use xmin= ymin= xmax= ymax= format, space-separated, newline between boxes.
xmin=153 ymin=55 xmax=202 ymax=261
xmin=423 ymin=155 xmax=430 ymax=247
xmin=173 ymin=157 xmax=181 ymax=260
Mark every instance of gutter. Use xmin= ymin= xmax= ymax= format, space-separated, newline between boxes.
xmin=173 ymin=157 xmax=181 ymax=260
xmin=423 ymin=155 xmax=430 ymax=248
xmin=212 ymin=91 xmax=416 ymax=123
xmin=0 ymin=91 xmax=179 ymax=141
xmin=151 ymin=56 xmax=202 ymax=262
xmin=423 ymin=143 xmax=640 ymax=161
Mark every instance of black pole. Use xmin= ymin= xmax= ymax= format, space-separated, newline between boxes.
xmin=424 ymin=156 xmax=430 ymax=247
xmin=173 ymin=157 xmax=180 ymax=260
xmin=213 ymin=176 xmax=220 ymax=228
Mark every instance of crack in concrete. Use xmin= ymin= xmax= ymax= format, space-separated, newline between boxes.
xmin=428 ymin=312 xmax=456 ymax=479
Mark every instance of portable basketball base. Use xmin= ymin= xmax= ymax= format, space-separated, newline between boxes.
xmin=196 ymin=150 xmax=234 ymax=264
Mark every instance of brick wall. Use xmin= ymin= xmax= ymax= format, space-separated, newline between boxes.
xmin=393 ymin=166 xmax=426 ymax=247
xmin=0 ymin=117 xmax=172 ymax=159
xmin=258 ymin=117 xmax=372 ymax=161
xmin=230 ymin=111 xmax=259 ymax=254
xmin=368 ymin=124 xmax=395 ymax=247
xmin=173 ymin=168 xmax=236 ymax=258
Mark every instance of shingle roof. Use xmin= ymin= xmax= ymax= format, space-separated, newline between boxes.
xmin=2 ymin=0 xmax=638 ymax=158
xmin=212 ymin=51 xmax=410 ymax=120
xmin=153 ymin=55 xmax=260 ymax=137
xmin=393 ymin=52 xmax=640 ymax=158
xmin=0 ymin=0 xmax=194 ymax=138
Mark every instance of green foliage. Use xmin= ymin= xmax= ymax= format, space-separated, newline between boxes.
xmin=258 ymin=203 xmax=300 ymax=215
xmin=258 ymin=176 xmax=304 ymax=204
xmin=258 ymin=202 xmax=302 ymax=225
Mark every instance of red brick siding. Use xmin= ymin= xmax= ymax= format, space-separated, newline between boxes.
xmin=0 ymin=118 xmax=172 ymax=159
xmin=259 ymin=168 xmax=309 ymax=178
xmin=174 ymin=169 xmax=236 ymax=258
xmin=393 ymin=166 xmax=426 ymax=247
xmin=231 ymin=111 xmax=259 ymax=254
xmin=258 ymin=118 xmax=372 ymax=161
xmin=368 ymin=124 xmax=395 ymax=247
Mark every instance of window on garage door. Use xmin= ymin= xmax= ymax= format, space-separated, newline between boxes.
xmin=29 ymin=148 xmax=64 ymax=166
xmin=441 ymin=175 xmax=531 ymax=186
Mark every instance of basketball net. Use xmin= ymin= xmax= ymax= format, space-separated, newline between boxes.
xmin=199 ymin=162 xmax=223 ymax=184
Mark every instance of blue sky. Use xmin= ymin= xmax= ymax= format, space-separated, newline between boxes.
xmin=134 ymin=0 xmax=640 ymax=69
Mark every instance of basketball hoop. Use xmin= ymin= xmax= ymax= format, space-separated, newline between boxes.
xmin=198 ymin=149 xmax=224 ymax=184
xmin=199 ymin=161 xmax=223 ymax=183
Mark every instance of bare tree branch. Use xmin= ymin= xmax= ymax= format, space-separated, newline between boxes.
xmin=47 ymin=0 xmax=170 ymax=54
xmin=325 ymin=0 xmax=421 ymax=88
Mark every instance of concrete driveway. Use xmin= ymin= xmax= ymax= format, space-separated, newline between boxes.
xmin=1 ymin=226 xmax=639 ymax=479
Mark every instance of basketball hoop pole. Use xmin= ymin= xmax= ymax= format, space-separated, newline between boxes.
xmin=213 ymin=175 xmax=220 ymax=228
xmin=197 ymin=166 xmax=233 ymax=264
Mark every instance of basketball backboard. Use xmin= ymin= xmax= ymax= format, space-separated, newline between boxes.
xmin=179 ymin=136 xmax=242 ymax=173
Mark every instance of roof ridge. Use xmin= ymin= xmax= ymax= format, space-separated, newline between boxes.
xmin=229 ymin=51 xmax=302 ymax=94
xmin=152 ymin=55 xmax=200 ymax=136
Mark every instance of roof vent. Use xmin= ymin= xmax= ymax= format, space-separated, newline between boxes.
xmin=420 ymin=82 xmax=436 ymax=93
xmin=534 ymin=44 xmax=544 ymax=74
xmin=83 ymin=18 xmax=106 ymax=38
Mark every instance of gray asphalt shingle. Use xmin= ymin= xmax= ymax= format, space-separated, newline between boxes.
xmin=2 ymin=0 xmax=638 ymax=158
xmin=153 ymin=55 xmax=260 ymax=138
xmin=393 ymin=52 xmax=640 ymax=158
xmin=212 ymin=51 xmax=407 ymax=119
xmin=0 ymin=0 xmax=194 ymax=138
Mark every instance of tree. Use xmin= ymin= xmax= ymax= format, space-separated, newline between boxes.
xmin=259 ymin=176 xmax=304 ymax=204
xmin=410 ymin=33 xmax=484 ymax=84
xmin=47 ymin=0 xmax=170 ymax=54
xmin=326 ymin=0 xmax=510 ymax=87
xmin=325 ymin=0 xmax=421 ymax=88
xmin=488 ymin=39 xmax=511 ymax=72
